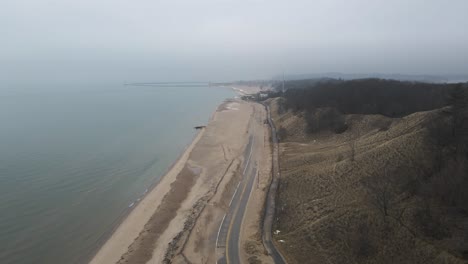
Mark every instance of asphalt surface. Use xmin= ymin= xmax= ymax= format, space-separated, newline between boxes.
xmin=216 ymin=133 xmax=257 ymax=264
xmin=216 ymin=104 xmax=286 ymax=264
xmin=262 ymin=105 xmax=287 ymax=264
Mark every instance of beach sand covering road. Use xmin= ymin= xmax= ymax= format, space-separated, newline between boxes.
xmin=90 ymin=99 xmax=254 ymax=264
xmin=239 ymin=103 xmax=276 ymax=264
xmin=168 ymin=99 xmax=271 ymax=264
xmin=179 ymin=101 xmax=275 ymax=264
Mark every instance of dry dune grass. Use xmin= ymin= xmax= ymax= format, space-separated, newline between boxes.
xmin=266 ymin=98 xmax=467 ymax=264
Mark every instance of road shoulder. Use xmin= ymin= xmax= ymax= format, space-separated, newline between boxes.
xmin=240 ymin=102 xmax=276 ymax=264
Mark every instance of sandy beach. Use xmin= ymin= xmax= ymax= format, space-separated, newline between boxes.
xmin=89 ymin=97 xmax=255 ymax=264
xmin=89 ymin=129 xmax=205 ymax=264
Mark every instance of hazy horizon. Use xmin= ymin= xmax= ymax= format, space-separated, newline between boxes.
xmin=0 ymin=84 xmax=234 ymax=264
xmin=2 ymin=0 xmax=468 ymax=83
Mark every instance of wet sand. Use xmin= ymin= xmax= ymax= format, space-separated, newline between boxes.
xmin=89 ymin=129 xmax=204 ymax=264
xmin=89 ymin=99 xmax=252 ymax=264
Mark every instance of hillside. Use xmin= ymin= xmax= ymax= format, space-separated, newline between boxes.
xmin=264 ymin=93 xmax=468 ymax=263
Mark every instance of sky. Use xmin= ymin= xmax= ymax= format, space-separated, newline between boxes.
xmin=1 ymin=0 xmax=468 ymax=82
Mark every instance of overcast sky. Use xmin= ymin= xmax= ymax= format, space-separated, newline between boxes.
xmin=1 ymin=0 xmax=468 ymax=82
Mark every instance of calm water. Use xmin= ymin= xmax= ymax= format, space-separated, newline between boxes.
xmin=0 ymin=83 xmax=234 ymax=264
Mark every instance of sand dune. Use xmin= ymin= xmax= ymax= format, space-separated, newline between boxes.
xmin=90 ymin=99 xmax=253 ymax=264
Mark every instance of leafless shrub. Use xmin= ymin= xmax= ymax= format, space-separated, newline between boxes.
xmin=305 ymin=107 xmax=348 ymax=134
xmin=336 ymin=153 xmax=344 ymax=162
xmin=371 ymin=118 xmax=392 ymax=132
xmin=349 ymin=140 xmax=356 ymax=162
xmin=247 ymin=256 xmax=262 ymax=264
xmin=421 ymin=157 xmax=468 ymax=213
xmin=353 ymin=223 xmax=375 ymax=258
xmin=277 ymin=126 xmax=287 ymax=141
xmin=413 ymin=203 xmax=450 ymax=240
xmin=428 ymin=114 xmax=454 ymax=171
xmin=277 ymin=101 xmax=287 ymax=115
xmin=363 ymin=168 xmax=395 ymax=218
xmin=341 ymin=217 xmax=376 ymax=259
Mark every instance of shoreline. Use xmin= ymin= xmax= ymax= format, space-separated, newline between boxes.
xmin=85 ymin=130 xmax=201 ymax=262
xmin=89 ymin=89 xmax=247 ymax=263
xmin=89 ymin=123 xmax=206 ymax=264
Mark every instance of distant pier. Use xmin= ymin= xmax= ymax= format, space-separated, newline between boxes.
xmin=124 ymin=82 xmax=214 ymax=87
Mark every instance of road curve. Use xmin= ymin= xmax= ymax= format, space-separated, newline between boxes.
xmin=262 ymin=104 xmax=287 ymax=264
xmin=215 ymin=103 xmax=286 ymax=264
xmin=216 ymin=133 xmax=257 ymax=264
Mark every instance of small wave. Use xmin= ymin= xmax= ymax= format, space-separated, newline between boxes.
xmin=128 ymin=202 xmax=135 ymax=208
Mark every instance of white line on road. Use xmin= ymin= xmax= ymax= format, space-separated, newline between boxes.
xmin=216 ymin=111 xmax=258 ymax=263
xmin=242 ymin=136 xmax=255 ymax=175
xmin=216 ymin=213 xmax=227 ymax=247
xmin=229 ymin=182 xmax=241 ymax=207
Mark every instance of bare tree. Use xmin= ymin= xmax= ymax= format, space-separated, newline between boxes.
xmin=364 ymin=168 xmax=394 ymax=217
xmin=348 ymin=128 xmax=359 ymax=162
xmin=349 ymin=140 xmax=356 ymax=162
xmin=428 ymin=116 xmax=452 ymax=171
xmin=277 ymin=126 xmax=287 ymax=141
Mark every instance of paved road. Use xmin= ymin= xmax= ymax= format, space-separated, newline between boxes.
xmin=262 ymin=105 xmax=287 ymax=264
xmin=216 ymin=133 xmax=257 ymax=264
xmin=216 ymin=106 xmax=261 ymax=264
xmin=216 ymin=104 xmax=286 ymax=264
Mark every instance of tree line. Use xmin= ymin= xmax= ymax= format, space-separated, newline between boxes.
xmin=262 ymin=78 xmax=468 ymax=259
xmin=275 ymin=78 xmax=454 ymax=117
xmin=263 ymin=78 xmax=464 ymax=134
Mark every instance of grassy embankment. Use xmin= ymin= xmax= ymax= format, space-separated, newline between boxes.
xmin=262 ymin=79 xmax=468 ymax=264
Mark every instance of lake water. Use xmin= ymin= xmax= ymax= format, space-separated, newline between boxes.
xmin=0 ymin=82 xmax=234 ymax=264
